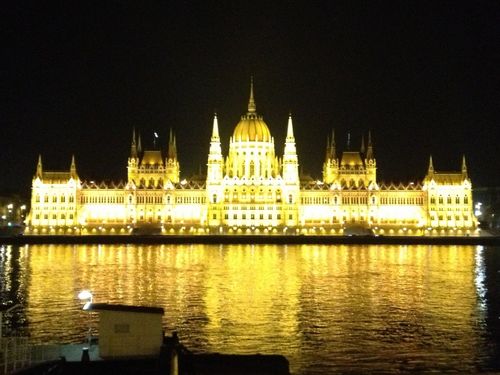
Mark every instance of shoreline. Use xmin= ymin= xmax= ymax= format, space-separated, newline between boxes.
xmin=1 ymin=234 xmax=500 ymax=246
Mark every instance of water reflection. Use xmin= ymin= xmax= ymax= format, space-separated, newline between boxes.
xmin=1 ymin=244 xmax=498 ymax=374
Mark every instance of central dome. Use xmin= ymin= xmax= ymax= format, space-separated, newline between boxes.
xmin=233 ymin=113 xmax=271 ymax=142
xmin=232 ymin=80 xmax=272 ymax=142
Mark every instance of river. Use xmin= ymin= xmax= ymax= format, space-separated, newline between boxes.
xmin=1 ymin=244 xmax=499 ymax=374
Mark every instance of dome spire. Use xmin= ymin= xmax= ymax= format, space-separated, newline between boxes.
xmin=248 ymin=76 xmax=256 ymax=113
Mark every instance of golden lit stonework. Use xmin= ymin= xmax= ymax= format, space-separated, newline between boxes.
xmin=26 ymin=81 xmax=477 ymax=235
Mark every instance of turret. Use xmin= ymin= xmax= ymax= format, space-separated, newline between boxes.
xmin=364 ymin=131 xmax=376 ymax=184
xmin=461 ymin=155 xmax=468 ymax=179
xmin=322 ymin=130 xmax=338 ymax=184
xmin=366 ymin=131 xmax=374 ymax=161
xmin=207 ymin=113 xmax=224 ymax=182
xmin=70 ymin=155 xmax=78 ymax=179
xmin=428 ymin=155 xmax=434 ymax=175
xmin=283 ymin=114 xmax=299 ymax=183
xmin=166 ymin=128 xmax=180 ymax=183
xmin=130 ymin=128 xmax=138 ymax=158
xmin=36 ymin=155 xmax=43 ymax=179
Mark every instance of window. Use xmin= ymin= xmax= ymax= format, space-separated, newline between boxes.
xmin=289 ymin=214 xmax=293 ymax=220
xmin=464 ymin=196 xmax=468 ymax=204
xmin=212 ymin=194 xmax=217 ymax=203
xmin=44 ymin=195 xmax=49 ymax=203
xmin=455 ymin=196 xmax=460 ymax=204
xmin=212 ymin=214 xmax=217 ymax=219
xmin=447 ymin=196 xmax=452 ymax=204
xmin=288 ymin=194 xmax=293 ymax=204
xmin=52 ymin=196 xmax=57 ymax=203
xmin=35 ymin=194 xmax=40 ymax=203
xmin=439 ymin=196 xmax=443 ymax=204
xmin=61 ymin=196 xmax=65 ymax=203
xmin=430 ymin=196 xmax=435 ymax=204
xmin=69 ymin=196 xmax=74 ymax=203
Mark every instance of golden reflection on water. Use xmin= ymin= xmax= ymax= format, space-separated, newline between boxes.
xmin=1 ymin=244 xmax=487 ymax=373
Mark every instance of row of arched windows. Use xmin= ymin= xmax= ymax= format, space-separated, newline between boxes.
xmin=430 ymin=195 xmax=469 ymax=205
xmin=36 ymin=194 xmax=74 ymax=204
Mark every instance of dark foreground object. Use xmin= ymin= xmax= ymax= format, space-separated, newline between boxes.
xmin=13 ymin=354 xmax=290 ymax=375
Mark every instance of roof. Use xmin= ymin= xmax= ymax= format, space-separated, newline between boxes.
xmin=86 ymin=303 xmax=164 ymax=315
xmin=233 ymin=113 xmax=272 ymax=142
xmin=340 ymin=151 xmax=364 ymax=167
xmin=141 ymin=150 xmax=164 ymax=166
xmin=41 ymin=171 xmax=72 ymax=183
xmin=428 ymin=172 xmax=465 ymax=185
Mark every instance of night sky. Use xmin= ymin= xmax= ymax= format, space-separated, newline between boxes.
xmin=3 ymin=2 xmax=499 ymax=196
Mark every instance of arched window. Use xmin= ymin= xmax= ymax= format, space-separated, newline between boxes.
xmin=430 ymin=196 xmax=435 ymax=204
xmin=438 ymin=196 xmax=443 ymax=204
xmin=455 ymin=196 xmax=460 ymax=204
xmin=447 ymin=196 xmax=452 ymax=204
xmin=288 ymin=194 xmax=293 ymax=204
xmin=249 ymin=161 xmax=255 ymax=177
xmin=464 ymin=195 xmax=468 ymax=204
xmin=212 ymin=194 xmax=217 ymax=203
xmin=35 ymin=194 xmax=40 ymax=203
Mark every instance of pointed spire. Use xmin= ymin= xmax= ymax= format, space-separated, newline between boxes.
xmin=211 ymin=113 xmax=220 ymax=140
xmin=462 ymin=154 xmax=468 ymax=177
xmin=325 ymin=134 xmax=331 ymax=161
xmin=168 ymin=129 xmax=177 ymax=160
xmin=428 ymin=155 xmax=434 ymax=174
xmin=347 ymin=132 xmax=351 ymax=150
xmin=286 ymin=113 xmax=294 ymax=140
xmin=130 ymin=128 xmax=137 ymax=158
xmin=360 ymin=134 xmax=365 ymax=154
xmin=366 ymin=131 xmax=374 ymax=160
xmin=137 ymin=132 xmax=142 ymax=154
xmin=248 ymin=76 xmax=256 ymax=113
xmin=70 ymin=155 xmax=77 ymax=178
xmin=36 ymin=154 xmax=43 ymax=178
xmin=331 ymin=130 xmax=336 ymax=159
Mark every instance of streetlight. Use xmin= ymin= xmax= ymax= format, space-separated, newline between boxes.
xmin=78 ymin=290 xmax=93 ymax=347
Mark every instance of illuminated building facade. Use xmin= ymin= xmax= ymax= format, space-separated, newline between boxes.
xmin=26 ymin=82 xmax=477 ymax=235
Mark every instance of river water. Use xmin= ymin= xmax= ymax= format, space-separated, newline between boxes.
xmin=1 ymin=244 xmax=499 ymax=374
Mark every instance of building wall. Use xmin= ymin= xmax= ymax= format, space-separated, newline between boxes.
xmin=98 ymin=310 xmax=163 ymax=358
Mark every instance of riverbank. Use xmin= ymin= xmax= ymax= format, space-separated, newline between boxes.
xmin=1 ymin=234 xmax=500 ymax=246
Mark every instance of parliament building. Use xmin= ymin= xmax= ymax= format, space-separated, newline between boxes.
xmin=26 ymin=82 xmax=477 ymax=235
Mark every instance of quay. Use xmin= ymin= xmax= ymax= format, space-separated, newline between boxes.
xmin=1 ymin=234 xmax=500 ymax=246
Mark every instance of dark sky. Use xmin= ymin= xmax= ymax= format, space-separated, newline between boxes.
xmin=3 ymin=1 xmax=499 ymax=195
